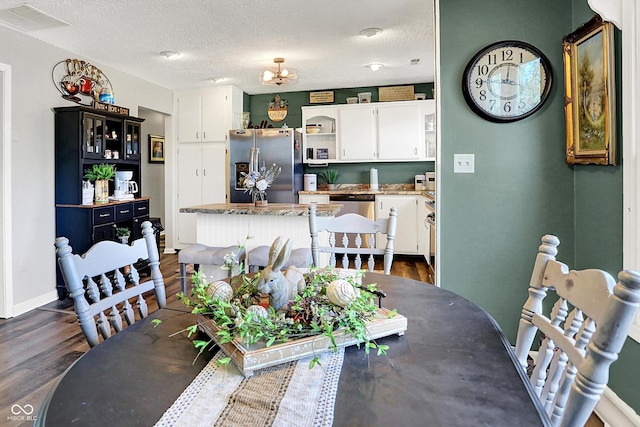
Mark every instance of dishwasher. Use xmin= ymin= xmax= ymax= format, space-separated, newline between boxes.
xmin=328 ymin=193 xmax=377 ymax=247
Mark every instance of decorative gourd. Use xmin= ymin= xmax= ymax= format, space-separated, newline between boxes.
xmin=246 ymin=305 xmax=268 ymax=319
xmin=326 ymin=279 xmax=357 ymax=307
xmin=206 ymin=281 xmax=233 ymax=302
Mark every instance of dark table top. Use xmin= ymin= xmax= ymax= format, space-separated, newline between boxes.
xmin=36 ymin=273 xmax=549 ymax=426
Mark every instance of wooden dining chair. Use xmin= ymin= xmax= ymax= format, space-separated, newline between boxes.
xmin=514 ymin=234 xmax=640 ymax=427
xmin=54 ymin=220 xmax=166 ymax=347
xmin=308 ymin=203 xmax=397 ymax=274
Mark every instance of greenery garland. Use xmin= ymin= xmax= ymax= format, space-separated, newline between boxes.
xmin=177 ymin=267 xmax=395 ymax=368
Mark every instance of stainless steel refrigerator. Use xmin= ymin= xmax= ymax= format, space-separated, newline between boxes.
xmin=229 ymin=128 xmax=303 ymax=203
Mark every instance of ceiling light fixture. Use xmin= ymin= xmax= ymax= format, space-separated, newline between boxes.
xmin=360 ymin=27 xmax=383 ymax=38
xmin=259 ymin=58 xmax=298 ymax=86
xmin=208 ymin=77 xmax=225 ymax=83
xmin=366 ymin=63 xmax=384 ymax=71
xmin=160 ymin=50 xmax=180 ymax=59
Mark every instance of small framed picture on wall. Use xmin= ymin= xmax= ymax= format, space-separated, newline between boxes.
xmin=149 ymin=135 xmax=165 ymax=164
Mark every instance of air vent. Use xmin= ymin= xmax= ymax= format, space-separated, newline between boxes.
xmin=410 ymin=58 xmax=420 ymax=65
xmin=0 ymin=4 xmax=69 ymax=32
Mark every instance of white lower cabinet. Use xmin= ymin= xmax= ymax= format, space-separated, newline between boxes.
xmin=375 ymin=195 xmax=420 ymax=255
xmin=177 ymin=142 xmax=227 ymax=245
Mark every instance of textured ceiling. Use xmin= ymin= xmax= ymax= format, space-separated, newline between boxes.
xmin=0 ymin=0 xmax=434 ymax=94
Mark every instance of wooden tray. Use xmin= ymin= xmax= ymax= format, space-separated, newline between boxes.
xmin=197 ymin=308 xmax=407 ymax=377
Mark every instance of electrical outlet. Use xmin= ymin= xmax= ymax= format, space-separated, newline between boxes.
xmin=453 ymin=154 xmax=475 ymax=173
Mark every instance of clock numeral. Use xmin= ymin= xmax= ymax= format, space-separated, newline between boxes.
xmin=475 ymin=77 xmax=483 ymax=89
xmin=503 ymin=102 xmax=512 ymax=113
xmin=488 ymin=99 xmax=497 ymax=110
xmin=479 ymin=89 xmax=487 ymax=101
xmin=475 ymin=64 xmax=489 ymax=75
xmin=501 ymin=49 xmax=513 ymax=62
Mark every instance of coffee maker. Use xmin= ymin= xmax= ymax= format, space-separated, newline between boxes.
xmin=114 ymin=171 xmax=138 ymax=200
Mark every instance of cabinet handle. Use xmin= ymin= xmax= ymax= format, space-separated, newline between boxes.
xmin=196 ymin=131 xmax=199 ymax=139
xmin=196 ymin=169 xmax=199 ymax=176
xmin=203 ymin=131 xmax=206 ymax=139
xmin=99 ymin=213 xmax=110 ymax=218
xmin=119 ymin=209 xmax=130 ymax=214
xmin=414 ymin=147 xmax=418 ymax=155
xmin=203 ymin=169 xmax=207 ymax=176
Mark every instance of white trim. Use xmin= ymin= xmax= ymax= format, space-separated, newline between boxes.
xmin=0 ymin=62 xmax=12 ymax=319
xmin=589 ymin=0 xmax=640 ymax=343
xmin=434 ymin=0 xmax=441 ymax=288
xmin=596 ymin=386 xmax=640 ymax=427
xmin=11 ymin=290 xmax=58 ymax=318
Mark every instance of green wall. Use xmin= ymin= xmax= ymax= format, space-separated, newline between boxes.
xmin=440 ymin=0 xmax=639 ymax=414
xmin=246 ymin=84 xmax=435 ymax=185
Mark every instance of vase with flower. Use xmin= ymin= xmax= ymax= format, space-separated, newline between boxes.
xmin=240 ymin=162 xmax=281 ymax=206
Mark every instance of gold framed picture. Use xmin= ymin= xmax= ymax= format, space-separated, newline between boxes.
xmin=149 ymin=135 xmax=165 ymax=163
xmin=563 ymin=15 xmax=616 ymax=165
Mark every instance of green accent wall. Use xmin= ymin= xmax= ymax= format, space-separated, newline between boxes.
xmin=246 ymin=84 xmax=435 ymax=185
xmin=440 ymin=0 xmax=639 ymax=414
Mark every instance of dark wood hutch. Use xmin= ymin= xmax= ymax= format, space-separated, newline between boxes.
xmin=54 ymin=105 xmax=148 ymax=297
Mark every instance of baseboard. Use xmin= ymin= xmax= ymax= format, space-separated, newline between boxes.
xmin=163 ymin=247 xmax=176 ymax=254
xmin=596 ymin=386 xmax=640 ymax=427
xmin=12 ymin=290 xmax=59 ymax=317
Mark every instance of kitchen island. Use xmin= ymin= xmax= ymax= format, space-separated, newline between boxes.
xmin=180 ymin=203 xmax=342 ymax=253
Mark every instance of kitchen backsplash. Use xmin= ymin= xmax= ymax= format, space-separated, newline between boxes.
xmin=305 ymin=162 xmax=434 ymax=185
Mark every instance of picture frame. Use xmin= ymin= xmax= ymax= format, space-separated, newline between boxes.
xmin=563 ymin=15 xmax=616 ymax=165
xmin=149 ymin=135 xmax=165 ymax=163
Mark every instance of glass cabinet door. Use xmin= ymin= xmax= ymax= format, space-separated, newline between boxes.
xmin=83 ymin=114 xmax=104 ymax=159
xmin=125 ymin=121 xmax=141 ymax=160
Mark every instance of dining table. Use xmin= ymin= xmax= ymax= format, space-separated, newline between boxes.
xmin=35 ymin=272 xmax=551 ymax=426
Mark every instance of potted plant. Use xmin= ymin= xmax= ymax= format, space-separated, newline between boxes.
xmin=84 ymin=163 xmax=116 ymax=204
xmin=115 ymin=227 xmax=131 ymax=244
xmin=319 ymin=169 xmax=339 ymax=190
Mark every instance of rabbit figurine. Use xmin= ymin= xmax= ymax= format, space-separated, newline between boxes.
xmin=256 ymin=237 xmax=305 ymax=310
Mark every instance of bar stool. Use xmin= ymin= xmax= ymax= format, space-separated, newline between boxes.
xmin=178 ymin=244 xmax=246 ymax=293
xmin=246 ymin=245 xmax=312 ymax=272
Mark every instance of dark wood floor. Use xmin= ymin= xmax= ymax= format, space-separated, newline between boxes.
xmin=0 ymin=249 xmax=433 ymax=425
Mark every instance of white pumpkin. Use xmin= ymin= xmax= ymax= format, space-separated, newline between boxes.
xmin=206 ymin=280 xmax=233 ymax=302
xmin=326 ymin=279 xmax=358 ymax=307
xmin=246 ymin=304 xmax=268 ymax=319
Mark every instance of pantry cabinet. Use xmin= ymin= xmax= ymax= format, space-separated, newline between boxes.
xmin=177 ymin=142 xmax=227 ymax=244
xmin=177 ymin=86 xmax=243 ymax=143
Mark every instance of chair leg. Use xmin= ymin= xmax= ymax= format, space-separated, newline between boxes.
xmin=179 ymin=263 xmax=187 ymax=294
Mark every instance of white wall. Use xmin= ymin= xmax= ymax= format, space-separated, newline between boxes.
xmin=0 ymin=26 xmax=173 ymax=316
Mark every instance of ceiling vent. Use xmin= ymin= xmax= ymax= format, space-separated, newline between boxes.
xmin=0 ymin=4 xmax=69 ymax=32
xmin=410 ymin=58 xmax=420 ymax=65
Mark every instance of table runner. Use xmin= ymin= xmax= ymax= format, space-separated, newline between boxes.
xmin=154 ymin=348 xmax=344 ymax=427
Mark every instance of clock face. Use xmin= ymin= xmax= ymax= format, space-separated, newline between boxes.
xmin=462 ymin=41 xmax=552 ymax=122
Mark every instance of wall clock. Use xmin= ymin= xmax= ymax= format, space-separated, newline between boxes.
xmin=462 ymin=40 xmax=553 ymax=123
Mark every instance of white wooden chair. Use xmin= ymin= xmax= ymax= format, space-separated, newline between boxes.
xmin=54 ymin=220 xmax=166 ymax=347
xmin=308 ymin=203 xmax=397 ymax=274
xmin=514 ymin=235 xmax=640 ymax=427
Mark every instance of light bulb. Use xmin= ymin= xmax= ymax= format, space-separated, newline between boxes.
xmin=262 ymin=70 xmax=274 ymax=81
xmin=367 ymin=63 xmax=383 ymax=71
xmin=280 ymin=68 xmax=289 ymax=77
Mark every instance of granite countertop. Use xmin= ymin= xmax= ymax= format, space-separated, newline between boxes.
xmin=180 ymin=203 xmax=342 ymax=216
xmin=299 ymin=183 xmax=435 ymax=200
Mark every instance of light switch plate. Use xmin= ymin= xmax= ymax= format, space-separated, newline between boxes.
xmin=454 ymin=154 xmax=475 ymax=173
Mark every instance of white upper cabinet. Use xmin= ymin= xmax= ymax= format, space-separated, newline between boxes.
xmin=177 ymin=86 xmax=243 ymax=143
xmin=303 ymin=100 xmax=434 ymax=163
xmin=338 ymin=106 xmax=376 ymax=161
xmin=376 ymin=103 xmax=423 ymax=160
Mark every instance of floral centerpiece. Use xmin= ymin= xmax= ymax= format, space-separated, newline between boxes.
xmin=176 ymin=266 xmax=405 ymax=374
xmin=240 ymin=162 xmax=281 ymax=204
